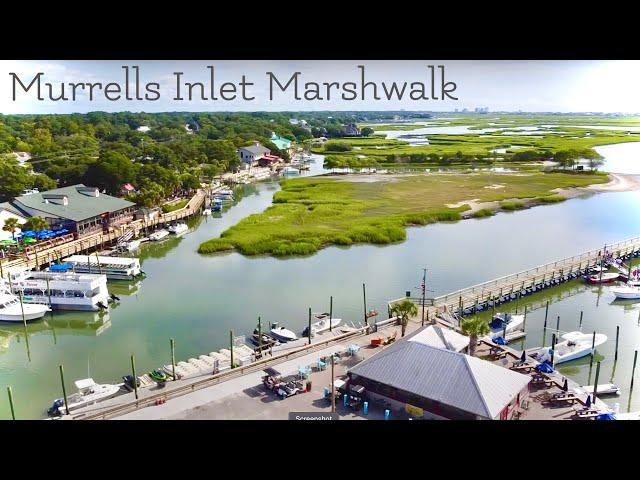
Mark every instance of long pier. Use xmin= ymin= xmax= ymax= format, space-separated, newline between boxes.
xmin=0 ymin=189 xmax=207 ymax=272
xmin=389 ymin=235 xmax=640 ymax=327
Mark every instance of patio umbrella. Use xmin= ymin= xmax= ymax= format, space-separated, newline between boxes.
xmin=562 ymin=378 xmax=568 ymax=392
xmin=493 ymin=336 xmax=507 ymax=346
xmin=595 ymin=413 xmax=616 ymax=420
xmin=536 ymin=361 xmax=554 ymax=374
xmin=585 ymin=395 xmax=592 ymax=408
xmin=520 ymin=350 xmax=526 ymax=363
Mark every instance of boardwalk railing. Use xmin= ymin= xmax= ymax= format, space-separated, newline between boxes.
xmin=388 ymin=234 xmax=640 ymax=320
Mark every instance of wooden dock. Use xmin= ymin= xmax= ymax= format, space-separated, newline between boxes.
xmin=0 ymin=189 xmax=208 ymax=272
xmin=389 ymin=235 xmax=640 ymax=328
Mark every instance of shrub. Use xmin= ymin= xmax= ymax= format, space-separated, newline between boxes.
xmin=324 ymin=142 xmax=353 ymax=152
xmin=536 ymin=195 xmax=566 ymax=204
xmin=500 ymin=201 xmax=526 ymax=211
xmin=473 ymin=208 xmax=494 ymax=218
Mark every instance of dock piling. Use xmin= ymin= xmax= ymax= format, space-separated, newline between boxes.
xmin=551 ymin=333 xmax=556 ymax=367
xmin=362 ymin=283 xmax=368 ymax=326
xmin=590 ymin=331 xmax=596 ymax=369
xmin=329 ymin=297 xmax=333 ymax=332
xmin=7 ymin=386 xmax=15 ymax=420
xmin=556 ymin=315 xmax=560 ymax=333
xmin=59 ymin=365 xmax=70 ymax=415
xmin=230 ymin=330 xmax=235 ymax=368
xmin=131 ymin=355 xmax=138 ymax=400
xmin=579 ymin=311 xmax=583 ymax=329
xmin=593 ymin=361 xmax=601 ymax=402
xmin=544 ymin=301 xmax=549 ymax=330
xmin=523 ymin=306 xmax=527 ymax=331
xmin=308 ymin=308 xmax=312 ymax=345
xmin=631 ymin=350 xmax=638 ymax=391
xmin=615 ymin=326 xmax=620 ymax=361
xmin=331 ymin=355 xmax=336 ymax=413
xmin=170 ymin=338 xmax=176 ymax=381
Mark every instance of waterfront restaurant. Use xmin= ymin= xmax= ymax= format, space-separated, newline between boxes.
xmin=348 ymin=329 xmax=531 ymax=420
xmin=6 ymin=185 xmax=136 ymax=237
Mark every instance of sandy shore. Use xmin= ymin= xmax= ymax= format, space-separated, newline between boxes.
xmin=585 ymin=173 xmax=640 ymax=192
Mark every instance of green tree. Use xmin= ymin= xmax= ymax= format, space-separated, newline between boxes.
xmin=461 ymin=316 xmax=490 ymax=356
xmin=361 ymin=127 xmax=374 ymax=137
xmin=2 ymin=217 xmax=20 ymax=239
xmin=391 ymin=299 xmax=418 ymax=337
xmin=0 ymin=155 xmax=33 ymax=202
xmin=23 ymin=216 xmax=49 ymax=232
xmin=84 ymin=151 xmax=136 ymax=195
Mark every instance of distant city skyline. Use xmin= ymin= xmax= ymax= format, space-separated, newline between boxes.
xmin=1 ymin=60 xmax=639 ymax=114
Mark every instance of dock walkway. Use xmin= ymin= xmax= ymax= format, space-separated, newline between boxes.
xmin=389 ymin=235 xmax=640 ymax=328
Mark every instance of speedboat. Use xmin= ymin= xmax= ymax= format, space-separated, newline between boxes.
xmin=576 ymin=383 xmax=620 ymax=396
xmin=0 ymin=285 xmax=50 ymax=322
xmin=149 ymin=229 xmax=170 ymax=241
xmin=528 ymin=331 xmax=607 ymax=364
xmin=167 ymin=222 xmax=188 ymax=236
xmin=612 ymin=284 xmax=640 ymax=300
xmin=251 ymin=328 xmax=279 ymax=348
xmin=269 ymin=322 xmax=298 ymax=342
xmin=487 ymin=312 xmax=524 ymax=339
xmin=117 ymin=239 xmax=141 ymax=252
xmin=586 ymin=273 xmax=619 ymax=284
xmin=47 ymin=378 xmax=122 ymax=416
xmin=302 ymin=313 xmax=342 ymax=337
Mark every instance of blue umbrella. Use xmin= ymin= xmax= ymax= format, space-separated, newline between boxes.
xmin=595 ymin=413 xmax=616 ymax=420
xmin=493 ymin=336 xmax=507 ymax=345
xmin=535 ymin=361 xmax=554 ymax=374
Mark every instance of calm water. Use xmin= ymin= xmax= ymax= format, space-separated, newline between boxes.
xmin=2 ymin=143 xmax=640 ymax=419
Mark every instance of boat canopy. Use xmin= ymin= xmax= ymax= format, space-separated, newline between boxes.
xmin=75 ymin=378 xmax=96 ymax=390
xmin=49 ymin=262 xmax=73 ymax=272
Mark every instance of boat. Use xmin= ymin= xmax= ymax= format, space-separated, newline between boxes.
xmin=217 ymin=188 xmax=234 ymax=196
xmin=47 ymin=378 xmax=122 ymax=416
xmin=528 ymin=331 xmax=607 ymax=364
xmin=487 ymin=312 xmax=524 ymax=338
xmin=116 ymin=239 xmax=141 ymax=253
xmin=0 ymin=283 xmax=50 ymax=322
xmin=269 ymin=322 xmax=298 ymax=342
xmin=149 ymin=369 xmax=168 ymax=383
xmin=282 ymin=166 xmax=299 ymax=175
xmin=586 ymin=272 xmax=619 ymax=284
xmin=615 ymin=411 xmax=640 ymax=420
xmin=611 ymin=285 xmax=640 ymax=300
xmin=167 ymin=222 xmax=188 ymax=236
xmin=149 ymin=229 xmax=170 ymax=241
xmin=250 ymin=328 xmax=279 ymax=348
xmin=202 ymin=208 xmax=211 ymax=216
xmin=3 ymin=267 xmax=110 ymax=311
xmin=576 ymin=383 xmax=620 ymax=396
xmin=302 ymin=313 xmax=342 ymax=337
xmin=62 ymin=255 xmax=142 ymax=281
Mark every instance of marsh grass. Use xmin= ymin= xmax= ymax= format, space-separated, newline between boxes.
xmin=500 ymin=201 xmax=526 ymax=210
xmin=198 ymin=171 xmax=606 ymax=257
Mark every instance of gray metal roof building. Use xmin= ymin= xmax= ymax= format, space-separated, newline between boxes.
xmin=348 ymin=337 xmax=530 ymax=419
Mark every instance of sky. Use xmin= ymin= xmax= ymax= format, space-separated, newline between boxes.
xmin=1 ymin=60 xmax=639 ymax=114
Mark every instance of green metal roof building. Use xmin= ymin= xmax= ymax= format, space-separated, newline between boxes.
xmin=7 ymin=185 xmax=135 ymax=237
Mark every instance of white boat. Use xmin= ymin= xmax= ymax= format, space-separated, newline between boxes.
xmin=167 ymin=222 xmax=188 ymax=236
xmin=63 ymin=255 xmax=142 ymax=281
xmin=0 ymin=284 xmax=50 ymax=322
xmin=47 ymin=378 xmax=122 ymax=416
xmin=586 ymin=272 xmax=619 ymax=284
xmin=202 ymin=208 xmax=211 ymax=216
xmin=612 ymin=285 xmax=640 ymax=300
xmin=282 ymin=166 xmax=299 ymax=175
xmin=149 ymin=229 xmax=170 ymax=241
xmin=269 ymin=322 xmax=298 ymax=342
xmin=576 ymin=383 xmax=620 ymax=396
xmin=117 ymin=239 xmax=141 ymax=252
xmin=302 ymin=313 xmax=342 ymax=336
xmin=487 ymin=312 xmax=524 ymax=339
xmin=615 ymin=411 xmax=640 ymax=420
xmin=3 ymin=268 xmax=110 ymax=311
xmin=528 ymin=331 xmax=608 ymax=364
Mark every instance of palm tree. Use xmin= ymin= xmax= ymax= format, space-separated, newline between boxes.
xmin=2 ymin=218 xmax=20 ymax=240
xmin=461 ymin=316 xmax=490 ymax=357
xmin=23 ymin=217 xmax=49 ymax=232
xmin=391 ymin=299 xmax=418 ymax=337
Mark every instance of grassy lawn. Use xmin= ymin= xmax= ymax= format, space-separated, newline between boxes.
xmin=161 ymin=199 xmax=189 ymax=213
xmin=198 ymin=172 xmax=608 ymax=257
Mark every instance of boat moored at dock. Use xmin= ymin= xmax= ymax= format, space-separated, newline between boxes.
xmin=528 ymin=331 xmax=607 ymax=364
xmin=586 ymin=272 xmax=619 ymax=284
xmin=47 ymin=378 xmax=122 ymax=416
xmin=611 ymin=284 xmax=640 ymax=299
xmin=302 ymin=313 xmax=342 ymax=337
xmin=4 ymin=267 xmax=110 ymax=311
xmin=269 ymin=322 xmax=298 ymax=342
xmin=167 ymin=222 xmax=189 ymax=236
xmin=576 ymin=383 xmax=620 ymax=396
xmin=149 ymin=229 xmax=170 ymax=241
xmin=62 ymin=255 xmax=143 ymax=281
xmin=487 ymin=312 xmax=524 ymax=339
xmin=0 ymin=283 xmax=50 ymax=322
